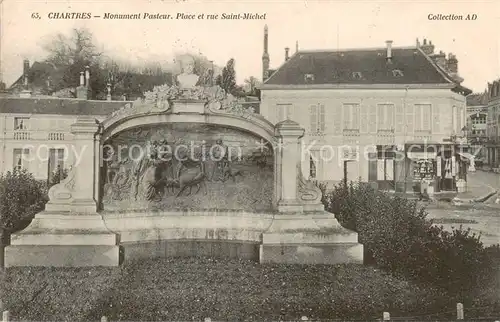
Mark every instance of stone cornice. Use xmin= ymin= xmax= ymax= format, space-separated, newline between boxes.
xmin=260 ymin=83 xmax=456 ymax=90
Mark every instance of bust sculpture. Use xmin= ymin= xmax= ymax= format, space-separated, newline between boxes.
xmin=176 ymin=55 xmax=200 ymax=89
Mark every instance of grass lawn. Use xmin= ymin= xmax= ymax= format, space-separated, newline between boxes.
xmin=0 ymin=258 xmax=490 ymax=321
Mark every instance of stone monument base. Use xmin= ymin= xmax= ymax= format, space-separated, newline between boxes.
xmin=4 ymin=210 xmax=362 ymax=266
xmin=4 ymin=212 xmax=120 ymax=267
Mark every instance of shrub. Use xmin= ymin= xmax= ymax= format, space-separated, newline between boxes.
xmin=0 ymin=169 xmax=48 ymax=238
xmin=322 ymin=181 xmax=500 ymax=297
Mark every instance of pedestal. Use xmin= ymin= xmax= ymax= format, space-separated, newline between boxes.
xmin=4 ymin=117 xmax=119 ymax=267
xmin=260 ymin=120 xmax=363 ymax=264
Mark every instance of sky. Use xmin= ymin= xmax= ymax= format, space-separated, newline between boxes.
xmin=1 ymin=0 xmax=499 ymax=93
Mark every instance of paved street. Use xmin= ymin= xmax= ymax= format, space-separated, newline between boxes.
xmin=426 ymin=170 xmax=500 ymax=246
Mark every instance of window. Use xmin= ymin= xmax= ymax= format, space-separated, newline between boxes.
xmin=414 ymin=104 xmax=432 ymax=131
xmin=343 ymin=103 xmax=360 ymax=130
xmin=309 ymin=104 xmax=326 ymax=134
xmin=392 ymin=69 xmax=404 ymax=77
xmin=304 ymin=74 xmax=315 ymax=82
xmin=377 ymin=104 xmax=395 ymax=130
xmin=48 ymin=148 xmax=65 ymax=179
xmin=13 ymin=148 xmax=30 ymax=171
xmin=14 ymin=117 xmax=29 ymax=130
xmin=454 ymin=105 xmax=463 ymax=133
xmin=275 ymin=104 xmax=293 ymax=122
xmin=352 ymin=72 xmax=362 ymax=79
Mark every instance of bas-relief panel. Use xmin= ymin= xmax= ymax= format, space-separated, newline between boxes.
xmin=101 ymin=123 xmax=274 ymax=212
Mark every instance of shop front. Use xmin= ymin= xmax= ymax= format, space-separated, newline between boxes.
xmin=367 ymin=143 xmax=469 ymax=196
xmin=405 ymin=143 xmax=468 ymax=196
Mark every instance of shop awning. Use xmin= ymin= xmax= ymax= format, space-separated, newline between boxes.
xmin=458 ymin=152 xmax=475 ymax=160
xmin=407 ymin=152 xmax=437 ymax=159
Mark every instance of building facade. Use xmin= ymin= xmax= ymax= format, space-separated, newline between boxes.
xmin=260 ymin=29 xmax=471 ymax=194
xmin=466 ymin=92 xmax=488 ymax=162
xmin=0 ymin=69 xmax=128 ymax=182
xmin=486 ymin=79 xmax=500 ymax=167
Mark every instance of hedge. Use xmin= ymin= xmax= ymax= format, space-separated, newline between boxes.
xmin=321 ymin=181 xmax=500 ymax=298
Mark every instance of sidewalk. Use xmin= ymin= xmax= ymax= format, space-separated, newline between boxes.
xmin=453 ymin=170 xmax=500 ymax=203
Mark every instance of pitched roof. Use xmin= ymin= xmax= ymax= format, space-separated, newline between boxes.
xmin=264 ymin=47 xmax=454 ymax=85
xmin=467 ymin=92 xmax=489 ymax=106
xmin=0 ymin=97 xmax=129 ymax=116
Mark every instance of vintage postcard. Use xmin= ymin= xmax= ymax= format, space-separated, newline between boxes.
xmin=0 ymin=0 xmax=499 ymax=320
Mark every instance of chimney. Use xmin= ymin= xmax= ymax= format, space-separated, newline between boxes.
xmin=296 ymin=41 xmax=299 ymax=53
xmin=385 ymin=40 xmax=393 ymax=61
xmin=76 ymin=70 xmax=88 ymax=99
xmin=433 ymin=50 xmax=447 ymax=69
xmin=23 ymin=59 xmax=30 ymax=88
xmin=420 ymin=38 xmax=435 ymax=55
xmin=285 ymin=47 xmax=290 ymax=61
xmin=447 ymin=53 xmax=458 ymax=74
xmin=262 ymin=24 xmax=270 ymax=81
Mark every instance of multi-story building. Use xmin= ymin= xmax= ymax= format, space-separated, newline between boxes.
xmin=0 ymin=72 xmax=129 ymax=182
xmin=259 ymin=27 xmax=471 ymax=194
xmin=466 ymin=91 xmax=488 ymax=162
xmin=486 ymin=79 xmax=500 ymax=167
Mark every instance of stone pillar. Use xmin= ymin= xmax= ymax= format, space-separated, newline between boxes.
xmin=275 ymin=119 xmax=304 ymax=212
xmin=70 ymin=117 xmax=99 ymax=213
xmin=260 ymin=120 xmax=364 ymax=264
xmin=4 ymin=117 xmax=120 ymax=267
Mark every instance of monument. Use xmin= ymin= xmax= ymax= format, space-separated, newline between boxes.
xmin=4 ymin=64 xmax=363 ymax=267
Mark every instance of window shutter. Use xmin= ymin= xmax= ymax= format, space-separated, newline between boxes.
xmin=386 ymin=159 xmax=394 ymax=180
xmin=360 ymin=106 xmax=369 ymax=134
xmin=422 ymin=105 xmax=431 ymax=131
xmin=395 ymin=104 xmax=404 ymax=133
xmin=319 ymin=104 xmax=326 ymax=133
xmin=388 ymin=105 xmax=395 ymax=130
xmin=377 ymin=105 xmax=384 ymax=129
xmin=406 ymin=104 xmax=414 ymax=134
xmin=352 ymin=104 xmax=359 ymax=129
xmin=343 ymin=104 xmax=351 ymax=129
xmin=432 ymin=104 xmax=440 ymax=133
xmin=368 ymin=152 xmax=378 ymax=181
xmin=368 ymin=107 xmax=377 ymax=133
xmin=276 ymin=105 xmax=285 ymax=123
xmin=332 ymin=104 xmax=342 ymax=134
xmin=286 ymin=105 xmax=294 ymax=120
xmin=310 ymin=105 xmax=318 ymax=133
xmin=376 ymin=159 xmax=385 ymax=180
xmin=451 ymin=105 xmax=456 ymax=132
xmin=414 ymin=105 xmax=422 ymax=131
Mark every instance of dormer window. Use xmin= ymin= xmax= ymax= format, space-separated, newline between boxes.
xmin=304 ymin=74 xmax=315 ymax=82
xmin=352 ymin=72 xmax=362 ymax=79
xmin=392 ymin=69 xmax=404 ymax=77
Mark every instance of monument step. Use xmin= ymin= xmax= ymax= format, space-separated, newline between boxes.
xmin=121 ymin=240 xmax=260 ymax=262
xmin=4 ymin=245 xmax=120 ymax=267
xmin=259 ymin=243 xmax=364 ymax=265
xmin=262 ymin=230 xmax=359 ymax=244
xmin=10 ymin=232 xmax=118 ymax=246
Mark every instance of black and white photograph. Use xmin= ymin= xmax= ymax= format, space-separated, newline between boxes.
xmin=0 ymin=0 xmax=499 ymax=320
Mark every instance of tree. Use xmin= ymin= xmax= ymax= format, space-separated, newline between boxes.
xmin=41 ymin=28 xmax=103 ymax=94
xmin=244 ymin=76 xmax=261 ymax=95
xmin=0 ymin=170 xmax=47 ymax=249
xmin=216 ymin=58 xmax=237 ymax=95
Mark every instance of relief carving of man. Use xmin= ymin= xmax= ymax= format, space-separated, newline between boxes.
xmin=132 ymin=141 xmax=164 ymax=202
